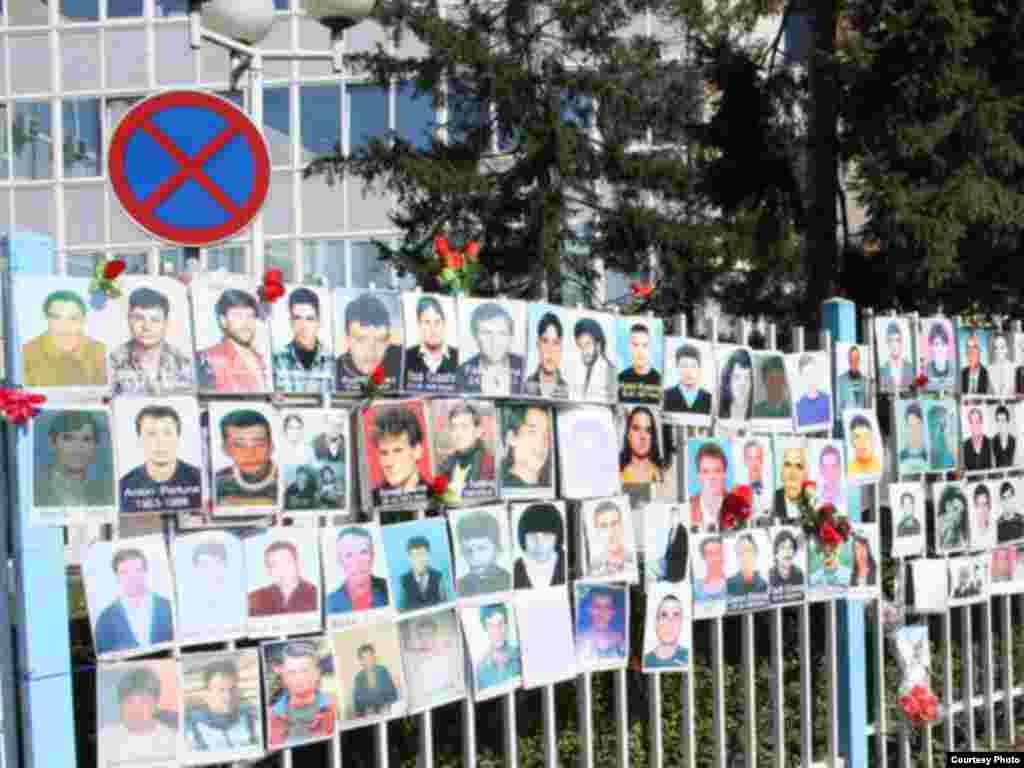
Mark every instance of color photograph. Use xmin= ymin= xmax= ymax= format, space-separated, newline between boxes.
xmin=322 ymin=523 xmax=394 ymax=629
xmin=97 ymin=658 xmax=178 ymax=768
xmin=723 ymin=530 xmax=771 ymax=612
xmin=662 ymin=336 xmax=714 ymax=426
xmin=895 ymin=399 xmax=931 ymax=477
xmin=331 ymin=620 xmax=407 ymax=729
xmin=570 ymin=309 xmax=618 ymax=403
xmin=461 ymin=600 xmax=523 ymax=700
xmin=431 ymin=398 xmax=499 ymax=504
xmin=842 ymin=409 xmax=884 ymax=486
xmin=787 ymin=351 xmax=833 ymax=433
xmin=244 ymin=529 xmax=322 ymax=637
xmin=556 ymin=406 xmax=621 ymax=499
xmin=619 ymin=405 xmax=673 ymax=502
xmin=616 ymin=315 xmax=664 ymax=405
xmin=807 ymin=438 xmax=846 ymax=515
xmin=524 ymin=302 xmax=576 ymax=400
xmin=455 ymin=298 xmax=528 ymax=396
xmin=450 ymin=505 xmax=514 ymax=599
xmin=834 ymin=341 xmax=871 ymax=412
xmin=380 ymin=518 xmax=456 ymax=617
xmin=279 ymin=408 xmax=349 ymax=516
xmin=397 ymin=608 xmax=467 ymax=713
xmin=889 ymin=482 xmax=926 ymax=558
xmin=360 ymin=399 xmax=433 ymax=510
xmin=691 ymin=534 xmax=727 ymax=618
xmin=172 ymin=531 xmax=247 ymax=644
xmin=768 ymin=527 xmax=806 ymax=605
xmin=925 ymin=399 xmax=959 ymax=471
xmin=732 ymin=437 xmax=775 ymax=524
xmin=750 ymin=351 xmax=792 ymax=426
xmin=260 ymin=637 xmax=337 ymax=750
xmin=933 ymin=481 xmax=970 ymax=554
xmin=641 ymin=582 xmax=691 ymax=672
xmin=208 ymin=401 xmax=281 ymax=517
xmin=335 ymin=288 xmax=403 ymax=394
xmin=685 ymin=437 xmax=734 ymax=531
xmin=958 ymin=326 xmax=992 ymax=395
xmin=990 ymin=546 xmax=1024 ymax=595
xmin=806 ymin=534 xmax=853 ymax=600
xmin=497 ymin=403 xmax=556 ymax=499
xmin=715 ymin=345 xmax=754 ymax=426
xmin=917 ymin=317 xmax=956 ymax=392
xmin=515 ymin=587 xmax=578 ymax=687
xmin=847 ymin=523 xmax=880 ymax=598
xmin=271 ymin=284 xmax=336 ymax=394
xmin=509 ymin=500 xmax=567 ymax=590
xmin=401 ymin=292 xmax=459 ymax=394
xmin=192 ymin=274 xmax=273 ymax=394
xmin=874 ymin=317 xmax=915 ymax=392
xmin=581 ymin=495 xmax=638 ymax=583
xmin=574 ymin=583 xmax=629 ymax=671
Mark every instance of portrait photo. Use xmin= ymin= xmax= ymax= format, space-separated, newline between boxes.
xmin=716 ymin=345 xmax=754 ymax=425
xmin=990 ymin=402 xmax=1018 ymax=469
xmin=875 ymin=317 xmax=915 ymax=391
xmin=581 ymin=495 xmax=639 ymax=583
xmin=842 ymin=409 xmax=884 ymax=486
xmin=556 ymin=406 xmax=620 ymax=499
xmin=110 ymin=276 xmax=196 ymax=396
xmin=772 ymin=437 xmax=810 ymax=524
xmin=209 ymin=401 xmax=281 ymax=516
xmin=847 ymin=523 xmax=880 ymax=597
xmin=947 ymin=555 xmax=989 ymax=606
xmin=524 ymin=302 xmax=575 ymax=400
xmin=570 ymin=309 xmax=618 ymax=403
xmin=641 ymin=582 xmax=691 ymax=673
xmin=279 ymin=408 xmax=350 ymax=516
xmin=958 ymin=326 xmax=992 ymax=396
xmin=960 ymin=402 xmax=994 ymax=472
xmin=768 ymin=527 xmax=806 ymax=604
xmin=787 ymin=351 xmax=833 ymax=433
xmin=918 ymin=317 xmax=956 ymax=392
xmin=31 ymin=406 xmax=116 ymax=525
xmin=450 ymin=505 xmax=514 ymax=599
xmin=925 ymin=399 xmax=959 ymax=471
xmin=510 ymin=500 xmax=567 ymax=590
xmin=834 ymin=342 xmax=871 ymax=413
xmin=806 ymin=532 xmax=853 ymax=598
xmin=192 ymin=274 xmax=273 ymax=394
xmin=335 ymin=289 xmax=403 ymax=394
xmin=456 ymin=298 xmax=527 ymax=396
xmin=360 ymin=399 xmax=434 ymax=510
xmin=895 ymin=399 xmax=931 ymax=477
xmin=889 ymin=482 xmax=926 ymax=558
xmin=691 ymin=534 xmax=727 ymax=617
xmin=933 ymin=481 xmax=969 ymax=554
xmin=172 ymin=531 xmax=246 ymax=645
xmin=397 ymin=608 xmax=467 ymax=713
xmin=643 ymin=503 xmax=689 ymax=584
xmin=114 ymin=396 xmax=203 ymax=516
xmin=498 ymin=403 xmax=556 ymax=499
xmin=616 ymin=315 xmax=664 ymax=405
xmin=13 ymin=275 xmax=119 ymax=394
xmin=332 ymin=620 xmax=407 ymax=728
xmin=431 ymin=398 xmax=499 ymax=504
xmin=619 ymin=405 xmax=673 ymax=502
xmin=995 ymin=479 xmax=1024 ymax=544
xmin=261 ymin=637 xmax=337 ymax=750
xmin=662 ymin=336 xmax=714 ymax=425
xmin=83 ymin=536 xmax=176 ymax=658
xmin=461 ymin=600 xmax=524 ymax=700
xmin=402 ymin=292 xmax=458 ymax=394
xmin=732 ymin=437 xmax=775 ymax=523
xmin=178 ymin=650 xmax=263 ymax=765
xmin=380 ymin=518 xmax=456 ymax=616
xmin=685 ymin=437 xmax=734 ymax=531
xmin=322 ymin=523 xmax=393 ymax=628
xmin=271 ymin=285 xmax=336 ymax=395
xmin=967 ymin=481 xmax=996 ymax=550
xmin=97 ymin=658 xmax=178 ymax=768
xmin=515 ymin=588 xmax=578 ymax=687
xmin=574 ymin=583 xmax=629 ymax=671
xmin=723 ymin=530 xmax=771 ymax=612
xmin=244 ymin=529 xmax=322 ymax=637
xmin=992 ymin=329 xmax=1017 ymax=395
xmin=807 ymin=438 xmax=846 ymax=515
xmin=750 ymin=351 xmax=792 ymax=424
xmin=990 ymin=546 xmax=1020 ymax=595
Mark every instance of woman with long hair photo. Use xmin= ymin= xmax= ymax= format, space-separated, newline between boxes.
xmin=718 ymin=349 xmax=754 ymax=422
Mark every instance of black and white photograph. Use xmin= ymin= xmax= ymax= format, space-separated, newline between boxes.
xmin=723 ymin=530 xmax=771 ymax=612
xmin=995 ymin=479 xmax=1024 ymax=544
xmin=172 ymin=531 xmax=247 ymax=645
xmin=431 ymin=398 xmax=499 ymax=504
xmin=334 ymin=289 xmax=404 ymax=394
xmin=331 ymin=620 xmax=408 ymax=729
xmin=271 ymin=284 xmax=336 ymax=394
xmin=662 ymin=336 xmax=714 ymax=426
xmin=616 ymin=315 xmax=664 ymax=405
xmin=455 ymin=298 xmax=528 ymax=396
xmin=732 ymin=437 xmax=775 ymax=524
xmin=570 ymin=309 xmax=618 ymax=403
xmin=460 ymin=600 xmax=524 ymax=700
xmin=967 ymin=481 xmax=996 ymax=550
xmin=989 ymin=331 xmax=1016 ymax=397
xmin=509 ymin=500 xmax=567 ymax=590
xmin=279 ymin=408 xmax=349 ymax=516
xmin=889 ymin=482 xmax=926 ymax=558
xmin=322 ymin=524 xmax=394 ymax=629
xmin=97 ymin=658 xmax=178 ymax=768
xmin=244 ymin=529 xmax=322 ymax=637
xmin=401 ymin=292 xmax=459 ymax=394
xmin=641 ymin=582 xmax=691 ymax=673
xmin=581 ymin=495 xmax=639 ymax=583
xmin=715 ymin=345 xmax=754 ymax=426
xmin=498 ymin=403 xmax=556 ymax=499
xmin=643 ymin=503 xmax=689 ymax=584
xmin=556 ymin=406 xmax=621 ymax=499
xmin=768 ymin=527 xmax=806 ymax=604
xmin=933 ymin=481 xmax=970 ymax=554
xmin=918 ymin=317 xmax=957 ymax=393
xmin=960 ymin=402 xmax=994 ymax=472
xmin=524 ymin=302 xmax=575 ymax=400
xmin=209 ymin=401 xmax=281 ymax=517
xmin=397 ymin=609 xmax=467 ymax=713
xmin=450 ymin=505 xmax=514 ymax=599
xmin=847 ymin=523 xmax=880 ymax=599
xmin=947 ymin=554 xmax=989 ymax=606
xmin=989 ymin=402 xmax=1017 ymax=469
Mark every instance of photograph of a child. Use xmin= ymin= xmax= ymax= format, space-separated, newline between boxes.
xmin=641 ymin=582 xmax=691 ymax=672
xmin=402 ymin=293 xmax=459 ymax=394
xmin=461 ymin=601 xmax=524 ymax=699
xmin=97 ymin=659 xmax=178 ymax=768
xmin=260 ymin=637 xmax=337 ymax=750
xmin=334 ymin=289 xmax=403 ymax=394
xmin=380 ymin=518 xmax=456 ymax=616
xmin=574 ymin=583 xmax=629 ymax=671
xmin=397 ymin=609 xmax=467 ymax=713
xmin=331 ymin=620 xmax=407 ymax=728
xmin=450 ymin=505 xmax=514 ymax=599
xmin=510 ymin=500 xmax=567 ymax=589
xmin=360 ymin=400 xmax=433 ymax=510
xmin=271 ymin=285 xmax=336 ymax=395
xmin=279 ymin=409 xmax=349 ymax=515
xmin=662 ymin=336 xmax=714 ymax=425
xmin=431 ymin=399 xmax=499 ymax=504
xmin=192 ymin=275 xmax=273 ymax=394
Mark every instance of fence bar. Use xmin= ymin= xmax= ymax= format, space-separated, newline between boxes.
xmin=681 ymin=666 xmax=696 ymax=768
xmin=576 ymin=667 xmax=594 ymax=768
xmin=542 ymin=684 xmax=558 ymax=768
xmin=941 ymin=608 xmax=955 ymax=753
xmin=462 ymin=697 xmax=478 ymax=768
xmin=770 ymin=607 xmax=786 ymax=768
xmin=980 ymin=600 xmax=996 ymax=748
xmin=960 ymin=606 xmax=976 ymax=751
xmin=711 ymin=616 xmax=728 ymax=768
xmin=1001 ymin=595 xmax=1015 ymax=745
xmin=826 ymin=601 xmax=840 ymax=767
xmin=648 ymin=669 xmax=663 ymax=768
xmin=742 ymin=612 xmax=757 ymax=767
xmin=504 ymin=692 xmax=519 ymax=766
xmin=873 ymin=595 xmax=888 ymax=766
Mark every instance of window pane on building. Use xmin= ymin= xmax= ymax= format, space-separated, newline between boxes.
xmin=61 ymin=0 xmax=99 ymax=22
xmin=208 ymin=246 xmax=246 ymax=273
xmin=66 ymin=253 xmax=104 ymax=278
xmin=303 ymin=239 xmax=346 ymax=288
xmin=273 ymin=0 xmax=289 ymax=9
xmin=63 ymin=98 xmax=102 ymax=178
xmin=350 ymin=240 xmax=392 ymax=289
xmin=300 ymin=84 xmax=341 ymax=164
xmin=155 ymin=0 xmax=188 ymax=16
xmin=264 ymin=86 xmax=291 ymax=166
xmin=396 ymin=82 xmax=434 ymax=150
xmin=13 ymin=102 xmax=52 ymax=181
xmin=107 ymin=0 xmax=143 ymax=17
xmin=265 ymin=241 xmax=295 ymax=282
xmin=348 ymin=83 xmax=388 ymax=152
xmin=10 ymin=1 xmax=50 ymax=26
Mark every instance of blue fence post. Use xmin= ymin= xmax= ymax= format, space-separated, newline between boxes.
xmin=824 ymin=296 xmax=868 ymax=767
xmin=3 ymin=233 xmax=79 ymax=768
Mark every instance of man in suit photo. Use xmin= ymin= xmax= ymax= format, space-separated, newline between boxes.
xmin=336 ymin=293 xmax=403 ymax=386
xmin=327 ymin=527 xmax=390 ymax=615
xmin=772 ymin=444 xmax=808 ymax=523
xmin=399 ymin=536 xmax=451 ymax=612
xmin=726 ymin=534 xmax=768 ymax=596
xmin=404 ymin=295 xmax=458 ymax=388
xmin=878 ymin=321 xmax=914 ymax=391
xmin=94 ymin=547 xmax=174 ymax=654
xmin=963 ymin=406 xmax=993 ymax=471
xmin=689 ymin=441 xmax=729 ymax=531
xmin=993 ymin=404 xmax=1016 ymax=468
xmin=663 ymin=343 xmax=712 ymax=415
xmin=961 ymin=332 xmax=991 ymax=395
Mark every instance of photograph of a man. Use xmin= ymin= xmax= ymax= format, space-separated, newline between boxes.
xmin=772 ymin=442 xmax=808 ymax=523
xmin=273 ymin=286 xmax=335 ymax=394
xmin=351 ymin=643 xmax=400 ymax=718
xmin=366 ymin=403 xmax=431 ymax=507
xmin=737 ymin=439 xmax=772 ymax=518
xmin=895 ymin=491 xmax=923 ymax=537
xmin=474 ymin=603 xmax=523 ymax=691
xmin=398 ymin=536 xmax=452 ymax=612
xmin=664 ymin=339 xmax=713 ymax=419
xmin=34 ymin=408 xmax=115 ymax=511
xmin=935 ymin=483 xmax=968 ymax=552
xmin=751 ymin=354 xmax=791 ymax=420
xmin=962 ymin=406 xmax=993 ymax=471
xmin=264 ymin=639 xmax=336 ymax=749
xmin=836 ymin=343 xmax=867 ymax=411
xmin=574 ymin=585 xmax=627 ymax=667
xmin=310 ymin=411 xmax=348 ymax=510
xmin=642 ymin=590 xmax=690 ymax=671
xmin=897 ymin=401 xmax=930 ymax=475
xmin=584 ymin=497 xmax=637 ymax=581
xmin=499 ymin=404 xmax=553 ymax=493
xmin=336 ymin=291 xmax=403 ymax=391
xmin=692 ymin=536 xmax=726 ymax=601
xmin=960 ymin=330 xmax=991 ymax=395
xmin=792 ymin=352 xmax=832 ymax=430
xmin=110 ymin=283 xmax=195 ymax=395
xmin=22 ymin=286 xmax=108 ymax=387
xmin=813 ymin=442 xmax=844 ymax=509
xmin=688 ymin=440 xmax=731 ymax=530
xmin=98 ymin=662 xmax=177 ymax=767
xmin=248 ymin=539 xmax=319 ymax=617
xmin=526 ymin=308 xmax=570 ymax=398
xmin=454 ymin=508 xmax=513 ymax=597
xmin=213 ymin=406 xmax=279 ymax=509
xmin=92 ymin=546 xmax=175 ymax=655
xmin=726 ymin=533 xmax=769 ymax=597
xmin=877 ymin=319 xmax=914 ymax=391
xmin=808 ymin=540 xmax=852 ymax=588
xmin=573 ymin=315 xmax=617 ymax=402
xmin=618 ymin=319 xmax=663 ymax=404
xmin=119 ymin=401 xmax=202 ymax=514
xmin=403 ymin=294 xmax=458 ymax=393
xmin=991 ymin=332 xmax=1014 ymax=396
xmin=511 ymin=501 xmax=566 ymax=588
xmin=970 ymin=482 xmax=994 ymax=548
xmin=996 ymin=481 xmax=1024 ymax=543
xmin=182 ymin=654 xmax=261 ymax=758
xmin=921 ymin=320 xmax=956 ymax=391
xmin=992 ymin=404 xmax=1016 ymax=468
xmin=197 ymin=286 xmax=271 ymax=393
xmin=456 ymin=300 xmax=526 ymax=395
xmin=844 ymin=411 xmax=883 ymax=484
xmin=434 ymin=400 xmax=497 ymax=501
xmin=174 ymin=535 xmax=246 ymax=643
xmin=326 ymin=526 xmax=390 ymax=616
xmin=398 ymin=612 xmax=466 ymax=712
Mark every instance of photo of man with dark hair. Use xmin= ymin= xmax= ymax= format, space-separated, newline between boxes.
xmin=34 ymin=408 xmax=115 ymax=510
xmin=573 ymin=315 xmax=616 ymax=401
xmin=726 ymin=533 xmax=769 ymax=597
xmin=93 ymin=546 xmax=175 ymax=655
xmin=403 ymin=294 xmax=458 ymax=392
xmin=454 ymin=508 xmax=512 ymax=597
xmin=435 ymin=400 xmax=497 ymax=502
xmin=878 ymin=320 xmax=914 ymax=391
xmin=111 ymin=284 xmax=195 ymax=395
xmin=962 ymin=406 xmax=993 ymax=471
xmin=119 ymin=400 xmax=202 ymax=514
xmin=273 ymin=286 xmax=335 ymax=394
xmin=845 ymin=411 xmax=883 ymax=483
xmin=214 ymin=407 xmax=279 ymax=508
xmin=368 ymin=404 xmax=430 ymax=507
xmin=897 ymin=401 xmax=930 ymax=475
xmin=336 ymin=292 xmax=403 ymax=391
xmin=574 ymin=585 xmax=627 ymax=666
xmin=512 ymin=501 xmax=566 ymax=589
xmin=399 ymin=536 xmax=452 ymax=612
xmin=769 ymin=529 xmax=805 ymax=589
xmin=248 ymin=539 xmax=319 ymax=617
xmin=197 ymin=287 xmax=271 ymax=393
xmin=98 ymin=662 xmax=177 ymax=766
xmin=961 ymin=331 xmax=991 ymax=395
xmin=175 ymin=534 xmax=246 ymax=643
xmin=526 ymin=309 xmax=570 ymax=398
xmin=475 ymin=603 xmax=522 ymax=690
xmin=351 ymin=643 xmax=400 ymax=718
xmin=996 ymin=481 xmax=1024 ymax=543
xmin=792 ymin=352 xmax=832 ymax=430
xmin=935 ymin=483 xmax=969 ymax=552
xmin=752 ymin=354 xmax=791 ymax=420
xmin=22 ymin=287 xmax=108 ymax=387
xmin=688 ymin=441 xmax=729 ymax=530
xmin=692 ymin=536 xmax=726 ymax=601
xmin=922 ymin=320 xmax=955 ymax=391
xmin=836 ymin=343 xmax=867 ymax=411
xmin=264 ymin=639 xmax=336 ymax=749
xmin=457 ymin=300 xmax=526 ymax=395
xmin=642 ymin=591 xmax=689 ymax=671
xmin=896 ymin=491 xmax=922 ymax=537
xmin=664 ymin=341 xmax=712 ymax=416
xmin=182 ymin=654 xmax=261 ymax=757
xmin=992 ymin=404 xmax=1016 ymax=468
xmin=499 ymin=404 xmax=553 ymax=493
xmin=584 ymin=498 xmax=637 ymax=581
xmin=618 ymin=320 xmax=662 ymax=403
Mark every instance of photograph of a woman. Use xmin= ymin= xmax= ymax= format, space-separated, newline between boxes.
xmin=619 ymin=406 xmax=671 ymax=496
xmin=718 ymin=348 xmax=754 ymax=423
xmin=849 ymin=531 xmax=877 ymax=587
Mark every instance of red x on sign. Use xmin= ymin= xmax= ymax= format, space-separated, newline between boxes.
xmin=108 ymin=90 xmax=270 ymax=247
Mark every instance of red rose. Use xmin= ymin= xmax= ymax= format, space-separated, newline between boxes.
xmin=447 ymin=251 xmax=464 ymax=271
xmin=899 ymin=695 xmax=920 ymax=719
xmin=102 ymin=259 xmax=127 ymax=280
xmin=261 ymin=281 xmax=285 ymax=303
xmin=434 ymin=236 xmax=450 ymax=260
xmin=721 ymin=489 xmax=752 ymax=529
xmin=914 ymin=374 xmax=928 ymax=389
xmin=630 ymin=282 xmax=653 ymax=299
xmin=264 ymin=267 xmax=284 ymax=285
xmin=734 ymin=484 xmax=753 ymax=508
xmin=371 ymin=366 xmax=386 ymax=386
xmin=819 ymin=522 xmax=843 ymax=549
xmin=834 ymin=518 xmax=851 ymax=540
xmin=465 ymin=241 xmax=480 ymax=262
xmin=802 ymin=480 xmax=817 ymax=493
xmin=431 ymin=475 xmax=449 ymax=496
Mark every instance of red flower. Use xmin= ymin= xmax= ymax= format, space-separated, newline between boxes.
xmin=914 ymin=374 xmax=928 ymax=389
xmin=261 ymin=268 xmax=285 ymax=303
xmin=818 ymin=503 xmax=837 ymax=521
xmin=370 ymin=365 xmax=386 ymax=386
xmin=833 ymin=517 xmax=851 ymax=540
xmin=721 ymin=509 xmax=738 ymax=531
xmin=102 ymin=259 xmax=127 ymax=280
xmin=721 ymin=486 xmax=753 ymax=529
xmin=434 ymin=236 xmax=450 ymax=260
xmin=734 ymin=484 xmax=753 ymax=508
xmin=446 ymin=251 xmax=464 ymax=271
xmin=430 ymin=475 xmax=449 ymax=497
xmin=465 ymin=241 xmax=480 ymax=263
xmin=899 ymin=694 xmax=920 ymax=720
xmin=0 ymin=389 xmax=46 ymax=425
xmin=819 ymin=522 xmax=843 ymax=549
xmin=630 ymin=282 xmax=653 ymax=299
xmin=802 ymin=480 xmax=817 ymax=493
